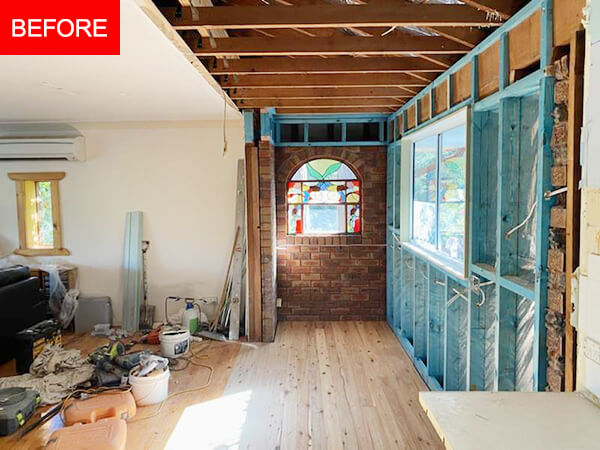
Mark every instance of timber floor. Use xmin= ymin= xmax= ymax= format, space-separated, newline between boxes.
xmin=0 ymin=321 xmax=442 ymax=449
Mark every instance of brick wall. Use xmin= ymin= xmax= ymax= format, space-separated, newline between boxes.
xmin=545 ymin=55 xmax=569 ymax=391
xmin=258 ymin=138 xmax=277 ymax=341
xmin=275 ymin=146 xmax=387 ymax=321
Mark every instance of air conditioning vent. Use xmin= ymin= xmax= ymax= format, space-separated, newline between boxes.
xmin=0 ymin=136 xmax=86 ymax=161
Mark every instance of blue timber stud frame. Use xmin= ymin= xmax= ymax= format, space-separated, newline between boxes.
xmin=241 ymin=0 xmax=553 ymax=394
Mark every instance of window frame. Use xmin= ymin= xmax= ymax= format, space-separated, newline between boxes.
xmin=286 ymin=158 xmax=362 ymax=236
xmin=8 ymin=172 xmax=70 ymax=256
xmin=403 ymin=107 xmax=470 ymax=279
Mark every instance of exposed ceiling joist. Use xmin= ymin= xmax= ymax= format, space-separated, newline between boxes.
xmin=227 ymin=87 xmax=413 ymax=99
xmin=162 ymin=4 xmax=502 ymax=30
xmin=274 ymin=107 xmax=396 ymax=114
xmin=425 ymin=27 xmax=487 ymax=49
xmin=236 ymin=98 xmax=404 ymax=108
xmin=460 ymin=0 xmax=517 ymax=20
xmin=191 ymin=36 xmax=471 ymax=56
xmin=207 ymin=57 xmax=444 ymax=75
xmin=219 ymin=73 xmax=428 ymax=88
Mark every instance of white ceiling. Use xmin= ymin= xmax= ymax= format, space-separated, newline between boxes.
xmin=0 ymin=0 xmax=239 ymax=123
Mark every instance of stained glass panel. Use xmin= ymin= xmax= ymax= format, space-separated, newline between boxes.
xmin=302 ymin=181 xmax=346 ymax=204
xmin=346 ymin=180 xmax=360 ymax=203
xmin=288 ymin=182 xmax=302 ymax=204
xmin=288 ymin=158 xmax=360 ymax=235
xmin=291 ymin=158 xmax=357 ymax=181
xmin=288 ymin=205 xmax=303 ymax=235
xmin=347 ymin=204 xmax=361 ymax=233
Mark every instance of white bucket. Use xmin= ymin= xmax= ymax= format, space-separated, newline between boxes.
xmin=129 ymin=367 xmax=170 ymax=406
xmin=159 ymin=329 xmax=190 ymax=358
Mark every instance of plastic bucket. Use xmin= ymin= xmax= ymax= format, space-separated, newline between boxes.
xmin=159 ymin=329 xmax=190 ymax=358
xmin=129 ymin=367 xmax=170 ymax=406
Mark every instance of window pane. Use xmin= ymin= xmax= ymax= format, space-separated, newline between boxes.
xmin=303 ymin=205 xmax=345 ymax=234
xmin=280 ymin=123 xmax=304 ymax=142
xmin=291 ymin=159 xmax=356 ymax=181
xmin=288 ymin=182 xmax=302 ymax=204
xmin=346 ymin=180 xmax=360 ymax=203
xmin=346 ymin=122 xmax=380 ymax=141
xmin=288 ymin=205 xmax=302 ymax=235
xmin=413 ymin=136 xmax=438 ymax=250
xmin=347 ymin=204 xmax=360 ymax=233
xmin=439 ymin=125 xmax=466 ymax=261
xmin=308 ymin=123 xmax=342 ymax=142
xmin=24 ymin=180 xmax=54 ymax=249
xmin=302 ymin=181 xmax=346 ymax=204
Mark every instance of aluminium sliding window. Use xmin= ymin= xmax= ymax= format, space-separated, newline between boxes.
xmin=411 ymin=123 xmax=467 ymax=268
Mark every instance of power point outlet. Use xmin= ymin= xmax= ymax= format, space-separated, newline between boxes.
xmin=276 ymin=297 xmax=282 ymax=307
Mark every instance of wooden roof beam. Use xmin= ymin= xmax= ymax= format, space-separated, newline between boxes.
xmin=460 ymin=0 xmax=520 ymax=21
xmin=274 ymin=107 xmax=396 ymax=114
xmin=227 ymin=87 xmax=413 ymax=99
xmin=162 ymin=4 xmax=502 ymax=30
xmin=206 ymin=57 xmax=445 ymax=75
xmin=219 ymin=73 xmax=428 ymax=88
xmin=191 ymin=36 xmax=471 ymax=56
xmin=235 ymin=98 xmax=405 ymax=108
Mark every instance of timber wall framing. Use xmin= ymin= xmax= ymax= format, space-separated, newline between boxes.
xmin=386 ymin=0 xmax=584 ymax=392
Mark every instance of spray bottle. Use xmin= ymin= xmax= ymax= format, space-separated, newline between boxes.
xmin=182 ymin=299 xmax=200 ymax=334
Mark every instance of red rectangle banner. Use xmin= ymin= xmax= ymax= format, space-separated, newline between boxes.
xmin=0 ymin=1 xmax=120 ymax=55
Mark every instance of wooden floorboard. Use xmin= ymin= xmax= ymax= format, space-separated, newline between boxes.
xmin=0 ymin=321 xmax=442 ymax=449
xmin=223 ymin=321 xmax=443 ymax=449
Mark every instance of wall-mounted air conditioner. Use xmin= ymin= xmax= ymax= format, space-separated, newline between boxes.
xmin=0 ymin=136 xmax=86 ymax=161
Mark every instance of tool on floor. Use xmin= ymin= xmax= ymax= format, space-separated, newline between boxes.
xmin=0 ymin=387 xmax=41 ymax=436
xmin=139 ymin=240 xmax=155 ymax=331
xmin=15 ymin=319 xmax=61 ymax=374
xmin=88 ymin=342 xmax=145 ymax=386
xmin=17 ymin=400 xmax=62 ymax=440
xmin=197 ymin=330 xmax=228 ymax=342
xmin=63 ymin=391 xmax=136 ymax=426
xmin=45 ymin=417 xmax=127 ymax=450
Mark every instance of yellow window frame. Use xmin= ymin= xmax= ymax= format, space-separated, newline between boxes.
xmin=8 ymin=172 xmax=70 ymax=256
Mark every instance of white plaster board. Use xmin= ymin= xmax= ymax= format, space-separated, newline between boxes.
xmin=419 ymin=391 xmax=600 ymax=450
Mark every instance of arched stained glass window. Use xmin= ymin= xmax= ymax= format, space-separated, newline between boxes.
xmin=287 ymin=158 xmax=361 ymax=235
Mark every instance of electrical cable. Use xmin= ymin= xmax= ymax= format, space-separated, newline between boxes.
xmin=505 ymin=201 xmax=537 ymax=239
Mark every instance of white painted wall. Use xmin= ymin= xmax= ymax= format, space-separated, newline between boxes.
xmin=576 ymin=0 xmax=600 ymax=401
xmin=0 ymin=120 xmax=244 ymax=325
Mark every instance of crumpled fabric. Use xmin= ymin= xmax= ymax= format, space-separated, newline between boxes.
xmin=0 ymin=346 xmax=94 ymax=404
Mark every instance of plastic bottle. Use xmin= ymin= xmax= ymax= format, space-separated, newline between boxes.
xmin=182 ymin=300 xmax=199 ymax=334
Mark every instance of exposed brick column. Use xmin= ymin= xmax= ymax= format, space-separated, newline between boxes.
xmin=275 ymin=146 xmax=387 ymax=321
xmin=258 ymin=138 xmax=278 ymax=341
xmin=545 ymin=55 xmax=569 ymax=392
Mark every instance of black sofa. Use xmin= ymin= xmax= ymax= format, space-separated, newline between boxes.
xmin=0 ymin=265 xmax=47 ymax=364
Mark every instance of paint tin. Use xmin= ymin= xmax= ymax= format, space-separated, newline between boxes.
xmin=159 ymin=329 xmax=190 ymax=358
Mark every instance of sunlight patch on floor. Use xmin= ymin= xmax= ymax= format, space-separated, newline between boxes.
xmin=165 ymin=390 xmax=252 ymax=450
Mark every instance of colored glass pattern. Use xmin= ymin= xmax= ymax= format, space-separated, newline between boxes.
xmin=287 ymin=159 xmax=361 ymax=235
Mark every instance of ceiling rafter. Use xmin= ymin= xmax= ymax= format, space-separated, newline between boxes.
xmin=190 ymin=36 xmax=471 ymax=57
xmin=207 ymin=57 xmax=444 ymax=75
xmin=227 ymin=87 xmax=413 ymax=99
xmin=235 ymin=98 xmax=405 ymax=108
xmin=161 ymin=4 xmax=503 ymax=30
xmin=218 ymin=73 xmax=429 ymax=88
